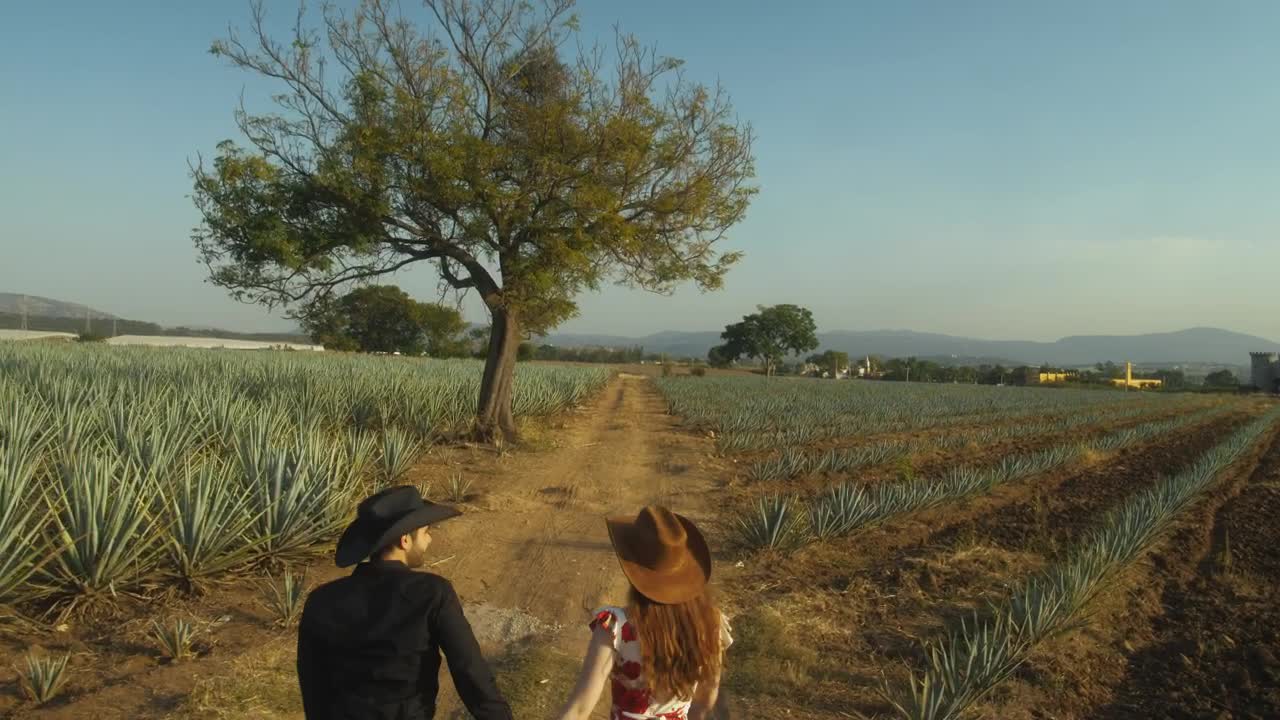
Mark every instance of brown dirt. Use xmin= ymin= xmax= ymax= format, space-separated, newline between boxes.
xmin=0 ymin=375 xmax=739 ymax=720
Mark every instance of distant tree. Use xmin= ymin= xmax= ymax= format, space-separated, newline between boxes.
xmin=1153 ymin=368 xmax=1187 ymax=390
xmin=707 ymin=344 xmax=733 ymax=369
xmin=1204 ymin=369 xmax=1239 ymax=388
xmin=301 ymin=285 xmax=464 ymax=355
xmin=417 ymin=303 xmax=470 ymax=358
xmin=717 ymin=304 xmax=818 ymax=376
xmin=517 ymin=342 xmax=535 ymax=362
xmin=192 ymin=0 xmax=755 ymax=441
xmin=806 ymin=350 xmax=850 ymax=377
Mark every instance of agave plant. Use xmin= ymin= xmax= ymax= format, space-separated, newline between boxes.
xmin=151 ymin=617 xmax=196 ymax=661
xmin=0 ymin=450 xmax=45 ymax=604
xmin=46 ymin=454 xmax=159 ymax=595
xmin=736 ymin=495 xmax=809 ymax=551
xmin=262 ymin=569 xmax=309 ymax=627
xmin=235 ymin=425 xmax=359 ymax=557
xmin=379 ymin=428 xmax=423 ymax=486
xmin=445 ymin=472 xmax=473 ymax=503
xmin=18 ymin=650 xmax=71 ymax=705
xmin=160 ymin=461 xmax=258 ymax=583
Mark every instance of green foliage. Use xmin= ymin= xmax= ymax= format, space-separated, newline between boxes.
xmin=194 ymin=0 xmax=756 ymax=436
xmin=532 ymin=344 xmax=645 ymax=364
xmin=301 ymin=285 xmax=466 ymax=356
xmin=1204 ymin=368 xmax=1239 ymax=388
xmin=806 ymin=350 xmax=850 ymax=377
xmin=717 ymin=304 xmax=818 ymax=375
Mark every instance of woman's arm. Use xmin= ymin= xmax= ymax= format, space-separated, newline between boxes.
xmin=556 ymin=626 xmax=615 ymax=720
xmin=689 ymin=671 xmax=722 ymax=720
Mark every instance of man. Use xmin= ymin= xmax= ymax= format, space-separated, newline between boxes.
xmin=298 ymin=485 xmax=513 ymax=719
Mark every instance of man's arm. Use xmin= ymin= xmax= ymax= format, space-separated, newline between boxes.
xmin=432 ymin=580 xmax=514 ymax=720
xmin=296 ymin=621 xmax=329 ymax=719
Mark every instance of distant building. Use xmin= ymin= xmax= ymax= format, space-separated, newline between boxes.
xmin=1250 ymin=352 xmax=1280 ymax=392
xmin=1030 ymin=370 xmax=1072 ymax=384
xmin=1110 ymin=362 xmax=1162 ymax=390
xmin=105 ymin=335 xmax=324 ymax=351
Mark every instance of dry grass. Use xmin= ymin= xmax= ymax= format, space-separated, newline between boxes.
xmin=488 ymin=640 xmax=582 ymax=715
xmin=723 ymin=605 xmax=821 ymax=698
xmin=168 ymin=637 xmax=302 ymax=720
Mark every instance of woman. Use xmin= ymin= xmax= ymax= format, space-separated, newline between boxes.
xmin=557 ymin=505 xmax=731 ymax=720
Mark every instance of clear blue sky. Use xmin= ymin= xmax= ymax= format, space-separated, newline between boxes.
xmin=2 ymin=1 xmax=1277 ymax=341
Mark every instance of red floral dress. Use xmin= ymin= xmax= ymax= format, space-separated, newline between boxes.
xmin=589 ymin=606 xmax=733 ymax=720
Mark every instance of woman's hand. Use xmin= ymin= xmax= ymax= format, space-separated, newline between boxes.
xmin=555 ymin=626 xmax=615 ymax=720
xmin=688 ymin=670 xmax=722 ymax=720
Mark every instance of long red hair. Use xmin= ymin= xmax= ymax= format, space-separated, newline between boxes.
xmin=627 ymin=586 xmax=725 ymax=701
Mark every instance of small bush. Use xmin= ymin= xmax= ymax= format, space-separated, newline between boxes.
xmin=152 ymin=618 xmax=196 ymax=661
xmin=660 ymin=363 xmax=673 ymax=377
xmin=690 ymin=365 xmax=707 ymax=377
xmin=18 ymin=651 xmax=71 ymax=705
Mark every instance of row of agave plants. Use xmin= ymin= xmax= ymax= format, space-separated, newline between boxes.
xmin=656 ymin=375 xmax=1192 ymax=454
xmin=0 ymin=343 xmax=611 ymax=609
xmin=881 ymin=407 xmax=1280 ymax=720
xmin=1 ymin=344 xmax=609 ymax=439
xmin=744 ymin=398 xmax=1202 ymax=483
xmin=735 ymin=406 xmax=1231 ymax=550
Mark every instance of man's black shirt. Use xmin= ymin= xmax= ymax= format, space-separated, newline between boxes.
xmin=297 ymin=560 xmax=513 ymax=719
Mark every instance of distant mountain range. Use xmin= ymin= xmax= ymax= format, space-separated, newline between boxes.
xmin=0 ymin=293 xmax=116 ymax=320
xmin=4 ymin=292 xmax=1272 ymax=367
xmin=542 ymin=327 xmax=1277 ymax=367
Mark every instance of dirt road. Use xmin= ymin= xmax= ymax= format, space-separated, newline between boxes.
xmin=422 ymin=373 xmax=728 ymax=716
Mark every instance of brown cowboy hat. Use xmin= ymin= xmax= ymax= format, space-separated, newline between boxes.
xmin=606 ymin=505 xmax=711 ymax=605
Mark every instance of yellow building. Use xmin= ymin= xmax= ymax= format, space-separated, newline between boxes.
xmin=1110 ymin=362 xmax=1163 ymax=390
xmin=1038 ymin=371 xmax=1070 ymax=384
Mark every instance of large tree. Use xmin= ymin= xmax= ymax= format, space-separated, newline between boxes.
xmin=192 ymin=0 xmax=756 ymax=440
xmin=714 ymin=304 xmax=818 ymax=376
xmin=302 ymin=284 xmax=467 ymax=355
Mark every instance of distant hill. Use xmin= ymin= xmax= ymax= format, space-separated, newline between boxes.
xmin=0 ymin=293 xmax=115 ymax=320
xmin=0 ymin=293 xmax=310 ymax=345
xmin=542 ymin=327 xmax=1277 ymax=366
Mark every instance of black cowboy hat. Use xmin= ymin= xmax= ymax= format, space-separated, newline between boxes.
xmin=335 ymin=486 xmax=461 ymax=567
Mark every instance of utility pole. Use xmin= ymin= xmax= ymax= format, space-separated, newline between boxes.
xmin=112 ymin=317 xmax=118 ymax=338
xmin=85 ymin=307 xmax=91 ymax=335
xmin=19 ymin=295 xmax=27 ymax=330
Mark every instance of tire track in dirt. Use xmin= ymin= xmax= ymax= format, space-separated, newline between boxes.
xmin=427 ymin=374 xmax=728 ymax=717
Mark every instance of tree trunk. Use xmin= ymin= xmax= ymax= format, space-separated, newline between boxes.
xmin=475 ymin=306 xmax=520 ymax=443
